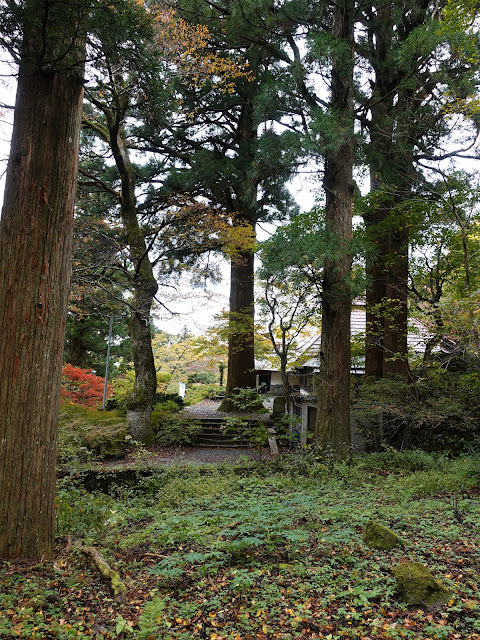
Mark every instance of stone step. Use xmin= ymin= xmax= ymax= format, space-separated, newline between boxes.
xmin=197 ymin=432 xmax=250 ymax=445
xmin=199 ymin=433 xmax=250 ymax=441
xmin=197 ymin=423 xmax=230 ymax=429
xmin=193 ymin=442 xmax=252 ymax=449
xmin=194 ymin=416 xmax=252 ymax=448
xmin=196 ymin=439 xmax=251 ymax=448
xmin=197 ymin=427 xmax=242 ymax=436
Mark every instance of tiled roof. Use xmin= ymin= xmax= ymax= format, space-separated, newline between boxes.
xmin=256 ymin=304 xmax=444 ymax=372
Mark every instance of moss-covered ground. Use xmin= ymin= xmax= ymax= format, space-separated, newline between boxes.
xmin=1 ymin=451 xmax=479 ymax=639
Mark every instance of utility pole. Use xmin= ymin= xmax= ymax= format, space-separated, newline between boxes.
xmin=102 ymin=316 xmax=113 ymax=409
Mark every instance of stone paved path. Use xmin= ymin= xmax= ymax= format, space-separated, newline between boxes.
xmin=181 ymin=398 xmax=272 ymax=420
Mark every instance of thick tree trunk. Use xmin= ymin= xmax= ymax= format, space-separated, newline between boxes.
xmin=364 ymin=5 xmax=396 ymax=379
xmin=218 ymin=240 xmax=256 ymax=412
xmin=66 ymin=320 xmax=90 ymax=368
xmin=365 ymin=158 xmax=411 ymax=381
xmin=0 ymin=18 xmax=84 ymax=559
xmin=108 ymin=115 xmax=158 ymax=443
xmin=218 ymin=88 xmax=258 ymax=413
xmin=363 ymin=3 xmax=426 ymax=382
xmin=365 ymin=206 xmax=388 ymax=378
xmin=127 ymin=284 xmax=158 ymax=443
xmin=315 ymin=0 xmax=354 ymax=459
xmin=383 ymin=226 xmax=410 ymax=378
xmin=365 ymin=174 xmax=411 ymax=381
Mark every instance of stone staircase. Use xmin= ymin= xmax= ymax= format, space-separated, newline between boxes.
xmin=182 ymin=399 xmax=274 ymax=449
xmin=195 ymin=416 xmax=251 ymax=448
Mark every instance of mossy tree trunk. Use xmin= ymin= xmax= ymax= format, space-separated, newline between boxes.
xmin=0 ymin=2 xmax=85 ymax=559
xmin=218 ymin=232 xmax=257 ymax=412
xmin=103 ymin=94 xmax=158 ymax=443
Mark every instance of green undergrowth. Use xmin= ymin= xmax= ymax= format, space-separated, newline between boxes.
xmin=58 ymin=402 xmax=128 ymax=464
xmin=1 ymin=451 xmax=479 ymax=639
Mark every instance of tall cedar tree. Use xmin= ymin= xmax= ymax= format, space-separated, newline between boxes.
xmin=0 ymin=0 xmax=86 ymax=559
xmin=238 ymin=0 xmax=356 ymax=449
xmin=361 ymin=1 xmax=433 ymax=380
xmin=0 ymin=0 xmax=155 ymax=558
xmin=358 ymin=0 xmax=480 ymax=380
xmin=314 ymin=0 xmax=355 ymax=457
xmin=159 ymin=0 xmax=299 ymax=411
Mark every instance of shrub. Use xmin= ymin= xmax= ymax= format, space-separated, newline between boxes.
xmin=354 ymin=449 xmax=441 ymax=474
xmin=271 ymin=445 xmax=327 ymax=478
xmin=229 ymin=387 xmax=266 ymax=413
xmin=61 ymin=364 xmax=111 ymax=408
xmin=382 ymin=455 xmax=480 ymax=497
xmin=151 ymin=400 xmax=182 ymax=433
xmin=155 ymin=415 xmax=202 ymax=447
xmin=185 ymin=383 xmax=225 ymax=405
xmin=154 ymin=392 xmax=184 ymax=409
xmin=353 ymin=374 xmax=480 ymax=453
xmin=56 ymin=484 xmax=120 ymax=538
xmin=187 ymin=371 xmax=217 ymax=384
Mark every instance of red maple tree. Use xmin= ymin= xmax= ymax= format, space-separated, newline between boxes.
xmin=61 ymin=364 xmax=111 ymax=408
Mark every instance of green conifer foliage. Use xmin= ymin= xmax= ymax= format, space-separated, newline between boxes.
xmin=157 ymin=0 xmax=300 ymax=410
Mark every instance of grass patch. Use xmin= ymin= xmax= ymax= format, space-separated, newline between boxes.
xmin=1 ymin=452 xmax=479 ymax=639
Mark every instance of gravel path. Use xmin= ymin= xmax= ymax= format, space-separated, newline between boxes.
xmin=145 ymin=446 xmax=274 ymax=465
xmin=101 ymin=445 xmax=275 ymax=468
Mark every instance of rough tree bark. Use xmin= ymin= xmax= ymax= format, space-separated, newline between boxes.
xmin=218 ymin=236 xmax=257 ymax=412
xmin=0 ymin=3 xmax=85 ymax=559
xmin=364 ymin=2 xmax=396 ymax=379
xmin=365 ymin=97 xmax=412 ymax=381
xmin=365 ymin=140 xmax=412 ymax=382
xmin=383 ymin=223 xmax=410 ymax=379
xmin=315 ymin=0 xmax=355 ymax=459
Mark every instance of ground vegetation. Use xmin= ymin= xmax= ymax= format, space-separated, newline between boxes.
xmin=1 ymin=452 xmax=479 ymax=638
